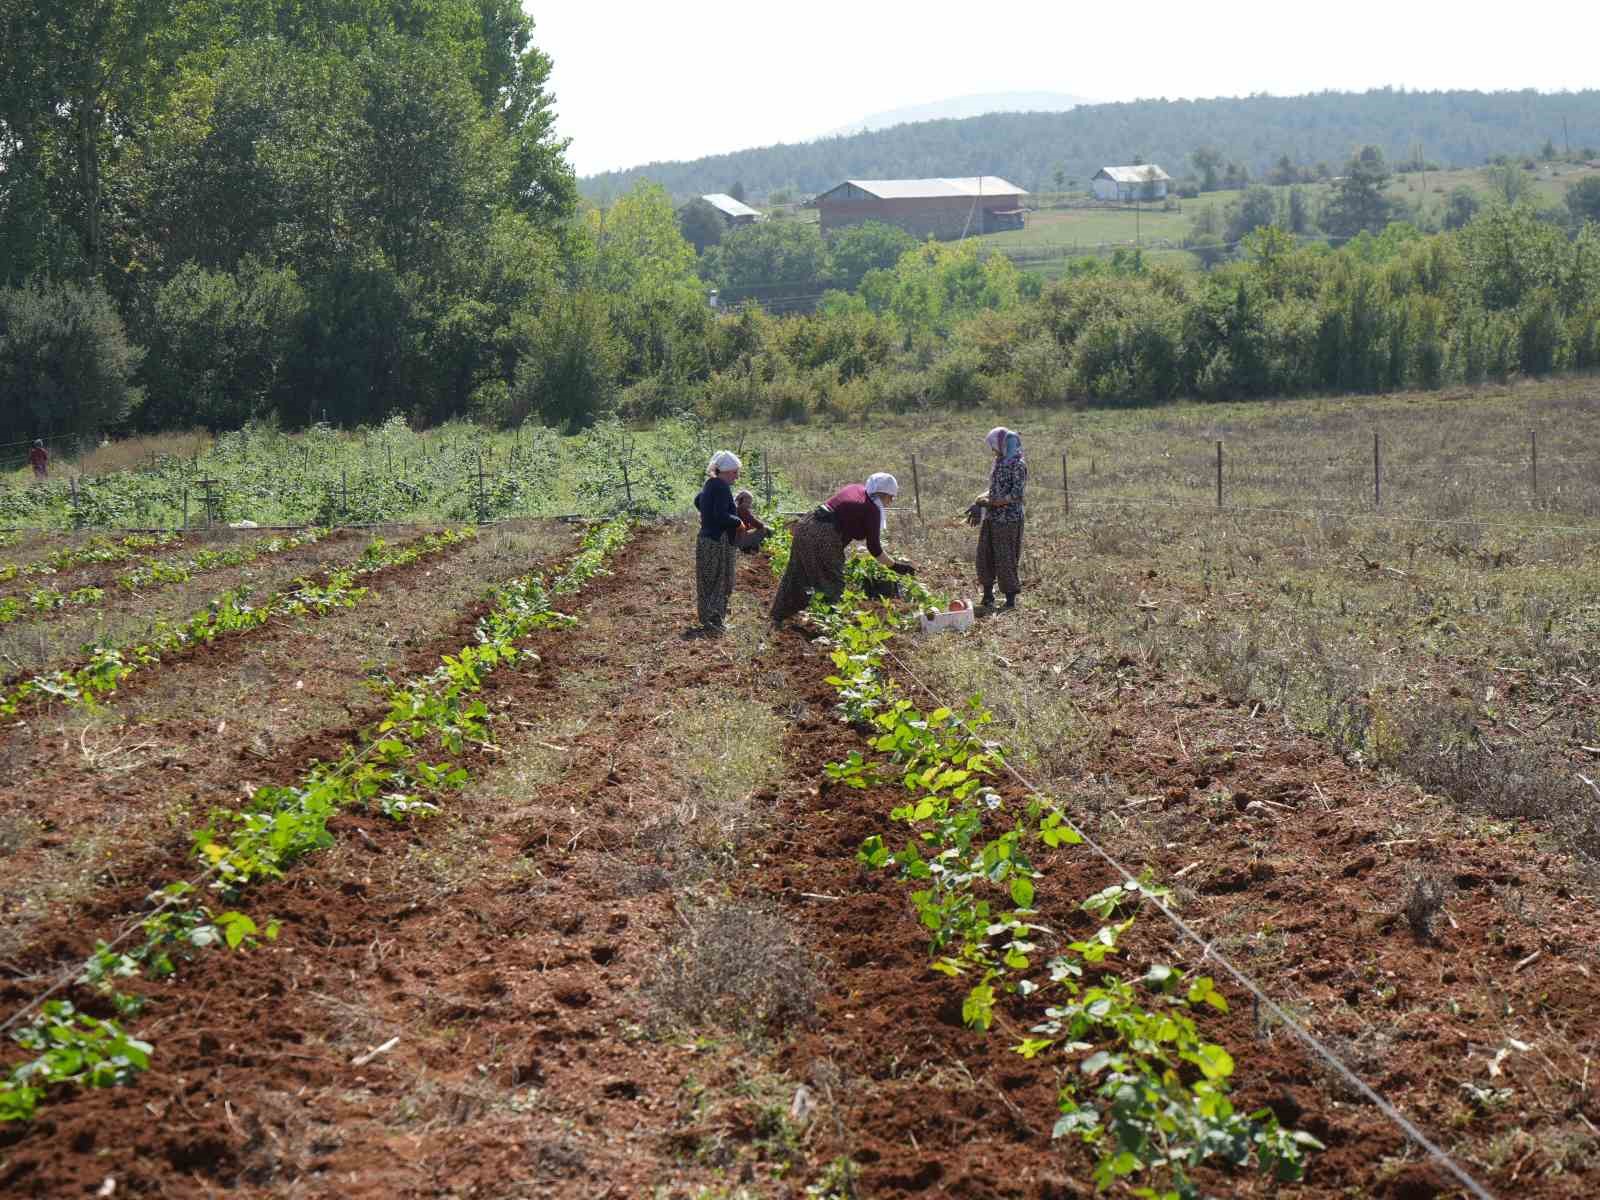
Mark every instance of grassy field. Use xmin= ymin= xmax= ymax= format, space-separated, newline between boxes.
xmin=967 ymin=161 xmax=1600 ymax=264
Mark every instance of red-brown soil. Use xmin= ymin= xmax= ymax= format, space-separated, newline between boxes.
xmin=1 ymin=524 xmax=1596 ymax=1198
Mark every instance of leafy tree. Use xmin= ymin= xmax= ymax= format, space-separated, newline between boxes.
xmin=729 ymin=181 xmax=747 ymax=204
xmin=509 ymin=290 xmax=622 ymax=430
xmin=1566 ymin=176 xmax=1600 ymax=226
xmin=1190 ymin=146 xmax=1222 ymax=192
xmin=1287 ymin=186 xmax=1312 ymax=234
xmin=0 ymin=0 xmax=220 ymax=280
xmin=702 ymin=221 xmax=830 ymax=300
xmin=678 ymin=198 xmax=725 ymax=254
xmin=1454 ymin=203 xmax=1568 ymax=311
xmin=1484 ymin=161 xmax=1533 ymax=206
xmin=827 ymin=221 xmax=918 ymax=291
xmin=1443 ymin=185 xmax=1481 ymax=230
xmin=585 ymin=183 xmax=700 ymax=299
xmin=0 ymin=279 xmax=142 ymax=443
xmin=141 ymin=258 xmax=306 ymax=430
xmin=1322 ymin=145 xmax=1396 ymax=238
xmin=1225 ymin=186 xmax=1279 ymax=243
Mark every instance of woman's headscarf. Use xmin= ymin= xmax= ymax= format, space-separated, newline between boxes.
xmin=986 ymin=427 xmax=1023 ymax=461
xmin=864 ymin=472 xmax=898 ymax=531
xmin=864 ymin=472 xmax=898 ymax=498
xmin=707 ymin=450 xmax=741 ymax=477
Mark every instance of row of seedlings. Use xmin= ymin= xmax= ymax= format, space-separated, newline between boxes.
xmin=770 ymin=529 xmax=1322 ymax=1198
xmin=0 ymin=532 xmax=183 ymax=583
xmin=0 ymin=529 xmax=332 ymax=626
xmin=0 ymin=518 xmax=633 ymax=1122
xmin=0 ymin=528 xmax=477 ymax=715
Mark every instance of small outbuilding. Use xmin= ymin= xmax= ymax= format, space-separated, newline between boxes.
xmin=1091 ymin=165 xmax=1172 ymax=202
xmin=814 ymin=177 xmax=1028 ymax=239
xmin=699 ymin=193 xmax=763 ymax=227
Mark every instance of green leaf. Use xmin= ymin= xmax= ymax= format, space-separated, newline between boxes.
xmin=1189 ymin=1042 xmax=1235 ymax=1081
xmin=1009 ymin=876 xmax=1036 ymax=908
xmin=1187 ymin=975 xmax=1229 ymax=1013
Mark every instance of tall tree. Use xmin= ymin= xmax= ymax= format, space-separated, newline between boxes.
xmin=1322 ymin=145 xmax=1396 ymax=238
xmin=0 ymin=0 xmax=217 ymax=281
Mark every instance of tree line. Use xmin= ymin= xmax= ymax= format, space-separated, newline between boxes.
xmin=4 ymin=15 xmax=1600 ymax=455
xmin=1 ymin=0 xmax=577 ymax=447
xmin=581 ymin=89 xmax=1600 ymax=204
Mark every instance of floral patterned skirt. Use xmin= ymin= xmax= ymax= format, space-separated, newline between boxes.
xmin=770 ymin=514 xmax=846 ymax=622
xmin=695 ymin=533 xmax=738 ymax=627
xmin=977 ymin=518 xmax=1023 ymax=595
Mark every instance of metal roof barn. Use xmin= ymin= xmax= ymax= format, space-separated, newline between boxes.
xmin=814 ymin=177 xmax=1029 ymax=239
xmin=699 ymin=193 xmax=763 ymax=224
xmin=1091 ymin=165 xmax=1172 ymax=201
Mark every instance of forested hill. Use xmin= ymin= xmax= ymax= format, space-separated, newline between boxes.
xmin=581 ymin=89 xmax=1600 ymax=201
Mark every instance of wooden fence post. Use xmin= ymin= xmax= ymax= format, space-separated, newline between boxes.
xmin=1215 ymin=440 xmax=1223 ymax=509
xmin=1530 ymin=430 xmax=1538 ymax=499
xmin=910 ymin=453 xmax=922 ymax=521
xmin=1062 ymin=452 xmax=1069 ymax=520
xmin=1373 ymin=431 xmax=1381 ymax=509
xmin=763 ymin=452 xmax=774 ymax=508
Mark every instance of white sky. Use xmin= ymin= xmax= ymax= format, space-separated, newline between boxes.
xmin=530 ymin=1 xmax=1598 ymax=177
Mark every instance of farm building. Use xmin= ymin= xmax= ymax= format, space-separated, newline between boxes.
xmin=1091 ymin=165 xmax=1172 ymax=202
xmin=699 ymin=193 xmax=763 ymax=227
xmin=814 ymin=177 xmax=1028 ymax=239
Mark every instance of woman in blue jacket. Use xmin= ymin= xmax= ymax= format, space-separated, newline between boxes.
xmin=692 ymin=450 xmax=745 ymax=630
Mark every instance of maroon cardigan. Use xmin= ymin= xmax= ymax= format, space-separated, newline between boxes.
xmin=823 ymin=483 xmax=884 ymax=558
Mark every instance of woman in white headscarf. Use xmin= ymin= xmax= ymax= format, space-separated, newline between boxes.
xmin=692 ymin=450 xmax=744 ymax=630
xmin=771 ymin=472 xmax=914 ymax=626
xmin=974 ymin=427 xmax=1027 ymax=608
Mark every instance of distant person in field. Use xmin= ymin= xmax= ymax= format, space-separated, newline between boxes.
xmin=771 ymin=472 xmax=915 ymax=627
xmin=28 ymin=440 xmax=48 ymax=482
xmin=969 ymin=427 xmax=1027 ymax=609
xmin=692 ymin=450 xmax=745 ymax=631
xmin=733 ymin=489 xmax=769 ymax=553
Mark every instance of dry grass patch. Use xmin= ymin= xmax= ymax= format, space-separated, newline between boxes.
xmin=647 ymin=900 xmax=819 ymax=1039
xmin=636 ymin=695 xmax=786 ymax=881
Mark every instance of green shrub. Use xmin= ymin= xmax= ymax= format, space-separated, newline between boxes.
xmin=0 ymin=279 xmax=142 ymax=446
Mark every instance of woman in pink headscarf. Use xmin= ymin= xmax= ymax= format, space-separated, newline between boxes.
xmin=973 ymin=426 xmax=1027 ymax=608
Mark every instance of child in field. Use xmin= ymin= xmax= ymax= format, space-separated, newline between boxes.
xmin=28 ymin=440 xmax=48 ymax=482
xmin=733 ymin=489 xmax=770 ymax=552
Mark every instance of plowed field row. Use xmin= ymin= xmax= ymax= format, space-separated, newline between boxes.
xmin=1 ymin=522 xmax=1596 ymax=1199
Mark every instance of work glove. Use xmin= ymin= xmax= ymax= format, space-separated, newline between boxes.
xmin=890 ymin=560 xmax=916 ymax=576
xmin=963 ymin=502 xmax=983 ymax=527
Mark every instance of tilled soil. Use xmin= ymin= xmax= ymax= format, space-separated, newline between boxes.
xmin=0 ymin=524 xmax=561 ymax=959
xmin=1 ymin=524 xmax=1597 ymax=1198
xmin=0 ymin=528 xmax=365 ymax=682
xmin=0 ymin=532 xmax=213 ymax=603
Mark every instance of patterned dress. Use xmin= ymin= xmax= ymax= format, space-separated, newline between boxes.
xmin=695 ymin=532 xmax=738 ymax=628
xmin=977 ymin=454 xmax=1026 ymax=596
xmin=770 ymin=513 xmax=847 ymax=623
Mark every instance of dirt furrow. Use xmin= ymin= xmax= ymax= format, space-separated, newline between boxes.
xmin=0 ymin=523 xmax=568 ymax=963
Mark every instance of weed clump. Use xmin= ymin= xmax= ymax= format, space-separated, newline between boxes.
xmin=1402 ymin=873 xmax=1450 ymax=940
xmin=647 ymin=901 xmax=818 ymax=1038
xmin=1393 ymin=700 xmax=1600 ymax=865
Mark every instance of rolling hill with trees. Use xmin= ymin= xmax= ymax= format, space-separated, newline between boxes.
xmin=581 ymin=88 xmax=1600 ymax=202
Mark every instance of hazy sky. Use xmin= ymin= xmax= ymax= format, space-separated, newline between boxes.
xmin=532 ymin=1 xmax=1597 ymax=177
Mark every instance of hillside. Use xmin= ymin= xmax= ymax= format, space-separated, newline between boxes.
xmin=822 ymin=90 xmax=1091 ymax=137
xmin=580 ymin=88 xmax=1600 ymax=202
